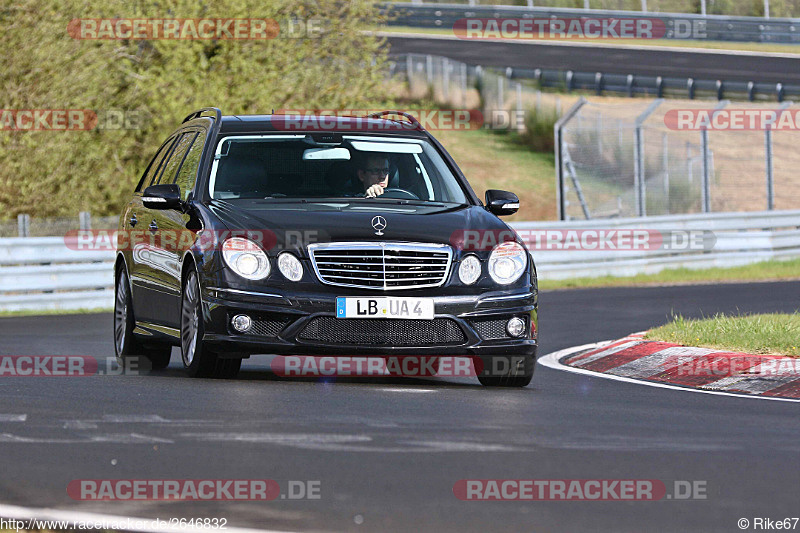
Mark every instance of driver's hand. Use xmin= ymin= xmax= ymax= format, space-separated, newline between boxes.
xmin=365 ymin=184 xmax=385 ymax=198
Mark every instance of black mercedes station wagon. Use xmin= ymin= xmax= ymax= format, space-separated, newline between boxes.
xmin=114 ymin=108 xmax=538 ymax=386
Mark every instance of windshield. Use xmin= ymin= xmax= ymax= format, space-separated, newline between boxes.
xmin=208 ymin=135 xmax=470 ymax=204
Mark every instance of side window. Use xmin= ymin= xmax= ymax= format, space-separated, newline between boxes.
xmin=156 ymin=132 xmax=195 ymax=186
xmin=174 ymin=132 xmax=204 ymax=200
xmin=135 ymin=135 xmax=177 ymax=192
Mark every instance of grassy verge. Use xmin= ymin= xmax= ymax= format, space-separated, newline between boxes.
xmin=646 ymin=313 xmax=800 ymax=356
xmin=377 ymin=26 xmax=800 ymax=55
xmin=538 ymin=258 xmax=800 ymax=290
xmin=433 ymin=128 xmax=557 ymax=221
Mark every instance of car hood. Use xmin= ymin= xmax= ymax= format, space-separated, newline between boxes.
xmin=207 ymin=199 xmax=514 ymax=257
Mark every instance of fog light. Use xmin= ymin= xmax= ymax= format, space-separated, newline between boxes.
xmin=231 ymin=314 xmax=252 ymax=333
xmin=506 ymin=317 xmax=526 ymax=338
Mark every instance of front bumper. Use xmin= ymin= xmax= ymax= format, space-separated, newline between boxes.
xmin=201 ymin=286 xmax=537 ymax=357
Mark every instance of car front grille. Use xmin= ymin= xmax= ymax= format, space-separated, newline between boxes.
xmin=308 ymin=242 xmax=453 ymax=290
xmin=297 ymin=317 xmax=466 ymax=346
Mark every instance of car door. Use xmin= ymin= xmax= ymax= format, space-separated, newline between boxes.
xmin=128 ymin=134 xmax=179 ymax=324
xmin=147 ymin=130 xmax=206 ymax=328
xmin=138 ymin=131 xmax=198 ymax=328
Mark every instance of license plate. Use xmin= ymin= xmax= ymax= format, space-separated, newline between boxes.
xmin=336 ymin=297 xmax=434 ymax=320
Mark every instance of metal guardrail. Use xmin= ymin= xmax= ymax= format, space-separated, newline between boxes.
xmin=0 ymin=237 xmax=114 ymax=311
xmin=515 ymin=209 xmax=800 ymax=279
xmin=385 ymin=4 xmax=800 ymax=100
xmin=1 ymin=210 xmax=799 ymax=311
xmin=384 ymin=3 xmax=800 ymax=43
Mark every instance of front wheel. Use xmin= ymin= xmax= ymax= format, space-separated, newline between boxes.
xmin=114 ymin=266 xmax=171 ymax=370
xmin=180 ymin=269 xmax=241 ymax=379
xmin=476 ymin=354 xmax=535 ymax=387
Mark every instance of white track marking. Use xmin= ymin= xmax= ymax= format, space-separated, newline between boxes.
xmin=0 ymin=414 xmax=26 ymax=422
xmin=538 ymin=343 xmax=800 ymax=403
xmin=0 ymin=433 xmax=174 ymax=444
xmin=0 ymin=503 xmax=292 ymax=533
xmin=378 ymin=388 xmax=436 ymax=393
xmin=375 ymin=31 xmax=800 ymax=59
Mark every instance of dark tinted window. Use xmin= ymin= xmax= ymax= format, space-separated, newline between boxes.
xmin=135 ymin=136 xmax=177 ymax=192
xmin=210 ymin=137 xmax=468 ymax=204
xmin=174 ymin=132 xmax=203 ymax=200
xmin=155 ymin=132 xmax=194 ymax=185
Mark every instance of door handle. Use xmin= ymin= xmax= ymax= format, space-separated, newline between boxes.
xmin=130 ymin=214 xmax=138 ymax=227
xmin=149 ymin=220 xmax=158 ymax=233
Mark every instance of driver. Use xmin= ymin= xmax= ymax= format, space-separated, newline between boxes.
xmin=356 ymin=154 xmax=390 ymax=198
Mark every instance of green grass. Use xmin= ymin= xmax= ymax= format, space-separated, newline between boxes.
xmin=433 ymin=128 xmax=557 ymax=221
xmin=377 ymin=26 xmax=800 ymax=55
xmin=646 ymin=313 xmax=800 ymax=356
xmin=539 ymin=258 xmax=800 ymax=290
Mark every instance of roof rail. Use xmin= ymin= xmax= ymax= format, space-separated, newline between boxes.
xmin=365 ymin=110 xmax=422 ymax=130
xmin=182 ymin=107 xmax=222 ymax=124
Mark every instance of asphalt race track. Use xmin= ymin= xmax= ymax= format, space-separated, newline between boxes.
xmin=1 ymin=281 xmax=799 ymax=532
xmin=385 ymin=34 xmax=800 ymax=85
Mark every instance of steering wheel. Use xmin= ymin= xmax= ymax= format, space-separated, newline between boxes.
xmin=377 ymin=187 xmax=419 ymax=200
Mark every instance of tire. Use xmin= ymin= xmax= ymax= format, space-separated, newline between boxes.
xmin=476 ymin=354 xmax=535 ymax=388
xmin=114 ymin=266 xmax=172 ymax=370
xmin=180 ymin=269 xmax=241 ymax=379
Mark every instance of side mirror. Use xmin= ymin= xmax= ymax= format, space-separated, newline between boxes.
xmin=485 ymin=189 xmax=520 ymax=217
xmin=142 ymin=183 xmax=182 ymax=210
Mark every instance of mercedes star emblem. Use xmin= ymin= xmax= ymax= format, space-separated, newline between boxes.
xmin=371 ymin=216 xmax=387 ymax=236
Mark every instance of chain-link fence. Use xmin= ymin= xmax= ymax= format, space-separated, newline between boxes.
xmin=557 ymin=98 xmax=800 ymax=220
xmin=393 ymin=53 xmax=576 ymax=125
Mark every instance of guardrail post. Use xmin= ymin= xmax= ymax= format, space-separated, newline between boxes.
xmin=515 ymin=83 xmax=524 ymax=132
xmin=425 ymin=54 xmax=433 ymax=86
xmin=406 ymin=55 xmax=413 ymax=89
xmin=662 ymin=132 xmax=670 ymax=211
xmin=554 ymin=97 xmax=588 ymax=221
xmin=701 ymin=128 xmax=710 ymax=212
xmin=442 ymin=58 xmax=450 ymax=101
xmin=461 ymin=62 xmax=468 ymax=108
xmin=497 ymin=74 xmax=504 ymax=110
xmin=17 ymin=214 xmax=30 ymax=238
xmin=79 ymin=211 xmax=92 ymax=230
xmin=595 ymin=72 xmax=603 ymax=96
xmin=765 ymin=126 xmax=774 ymax=210
xmin=633 ymin=99 xmax=663 ymax=217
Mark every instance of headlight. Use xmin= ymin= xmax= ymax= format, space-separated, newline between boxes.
xmin=488 ymin=241 xmax=527 ymax=285
xmin=222 ymin=238 xmax=270 ymax=280
xmin=458 ymin=254 xmax=481 ymax=285
xmin=278 ymin=252 xmax=303 ymax=282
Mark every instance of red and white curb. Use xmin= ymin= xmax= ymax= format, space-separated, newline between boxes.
xmin=538 ymin=333 xmax=800 ymax=403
